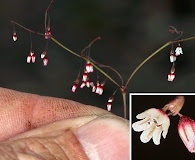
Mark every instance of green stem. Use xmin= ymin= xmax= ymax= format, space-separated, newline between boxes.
xmin=122 ymin=91 xmax=127 ymax=119
xmin=124 ymin=36 xmax=195 ymax=89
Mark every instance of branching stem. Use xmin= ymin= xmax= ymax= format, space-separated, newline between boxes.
xmin=11 ymin=19 xmax=195 ymax=119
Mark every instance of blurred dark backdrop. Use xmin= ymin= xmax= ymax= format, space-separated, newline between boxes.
xmin=1 ymin=0 xmax=195 ymax=159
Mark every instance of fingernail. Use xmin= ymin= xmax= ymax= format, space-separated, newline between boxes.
xmin=75 ymin=116 xmax=130 ymax=160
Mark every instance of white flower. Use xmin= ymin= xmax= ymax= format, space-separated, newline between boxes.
xmin=132 ymin=108 xmax=170 ymax=145
xmin=170 ymin=53 xmax=177 ymax=63
xmin=175 ymin=44 xmax=183 ymax=56
xmin=85 ymin=60 xmax=93 ymax=73
xmin=167 ymin=72 xmax=175 ymax=82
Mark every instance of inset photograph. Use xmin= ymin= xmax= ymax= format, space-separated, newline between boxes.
xmin=130 ymin=94 xmax=195 ymax=160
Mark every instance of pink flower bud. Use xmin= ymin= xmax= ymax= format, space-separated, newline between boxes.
xmin=170 ymin=53 xmax=176 ymax=63
xmin=31 ymin=55 xmax=36 ymax=63
xmin=162 ymin=96 xmax=184 ymax=116
xmin=178 ymin=116 xmax=195 ymax=153
xmin=27 ymin=55 xmax=31 ymax=63
xmin=175 ymin=43 xmax=183 ymax=56
xmin=80 ymin=82 xmax=86 ymax=88
xmin=43 ymin=57 xmax=48 ymax=66
xmin=107 ymin=96 xmax=114 ymax=111
xmin=98 ymin=86 xmax=104 ymax=95
xmin=168 ymin=73 xmax=175 ymax=81
xmin=72 ymin=84 xmax=78 ymax=92
xmin=13 ymin=32 xmax=17 ymax=42
xmin=41 ymin=51 xmax=47 ymax=59
xmin=85 ymin=61 xmax=93 ymax=73
xmin=82 ymin=71 xmax=88 ymax=82
xmin=92 ymin=85 xmax=96 ymax=92
xmin=45 ymin=27 xmax=52 ymax=39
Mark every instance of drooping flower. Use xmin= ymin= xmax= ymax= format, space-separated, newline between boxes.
xmin=168 ymin=72 xmax=175 ymax=82
xmin=82 ymin=70 xmax=88 ymax=82
xmin=168 ymin=63 xmax=175 ymax=82
xmin=85 ymin=60 xmax=93 ymax=73
xmin=132 ymin=108 xmax=170 ymax=145
xmin=72 ymin=83 xmax=78 ymax=92
xmin=107 ymin=96 xmax=114 ymax=112
xmin=178 ymin=115 xmax=195 ymax=153
xmin=41 ymin=50 xmax=47 ymax=59
xmin=27 ymin=50 xmax=36 ymax=63
xmin=94 ymin=81 xmax=105 ymax=95
xmin=13 ymin=32 xmax=17 ymax=42
xmin=71 ymin=78 xmax=80 ymax=92
xmin=43 ymin=56 xmax=48 ymax=66
xmin=170 ymin=50 xmax=177 ymax=63
xmin=175 ymin=43 xmax=183 ymax=56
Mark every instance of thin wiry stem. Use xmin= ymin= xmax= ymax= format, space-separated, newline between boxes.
xmin=124 ymin=42 xmax=170 ymax=89
xmin=50 ymin=37 xmax=121 ymax=88
xmin=11 ymin=18 xmax=195 ymax=119
xmin=90 ymin=58 xmax=124 ymax=85
xmin=11 ymin=21 xmax=45 ymax=36
xmin=124 ymin=35 xmax=195 ymax=89
xmin=11 ymin=20 xmax=121 ymax=89
xmin=122 ymin=91 xmax=127 ymax=119
xmin=81 ymin=37 xmax=101 ymax=56
xmin=45 ymin=0 xmax=53 ymax=30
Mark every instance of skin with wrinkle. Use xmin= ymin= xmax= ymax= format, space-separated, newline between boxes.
xmin=0 ymin=87 xmax=129 ymax=160
xmin=0 ymin=88 xmax=109 ymax=142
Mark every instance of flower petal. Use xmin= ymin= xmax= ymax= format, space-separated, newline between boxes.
xmin=152 ymin=126 xmax=163 ymax=145
xmin=136 ymin=108 xmax=158 ymax=119
xmin=140 ymin=124 xmax=155 ymax=143
xmin=161 ymin=117 xmax=170 ymax=139
xmin=132 ymin=117 xmax=151 ymax=132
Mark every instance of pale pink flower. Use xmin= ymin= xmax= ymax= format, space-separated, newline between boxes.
xmin=43 ymin=57 xmax=48 ymax=66
xmin=13 ymin=32 xmax=17 ymax=42
xmin=85 ymin=60 xmax=93 ymax=73
xmin=170 ymin=50 xmax=177 ymax=63
xmin=178 ymin=115 xmax=195 ymax=153
xmin=82 ymin=71 xmax=88 ymax=82
xmin=175 ymin=43 xmax=183 ymax=56
xmin=72 ymin=83 xmax=78 ymax=92
xmin=132 ymin=108 xmax=170 ymax=145
xmin=107 ymin=96 xmax=114 ymax=112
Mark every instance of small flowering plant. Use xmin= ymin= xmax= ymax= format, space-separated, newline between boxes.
xmin=132 ymin=94 xmax=195 ymax=155
xmin=10 ymin=0 xmax=195 ymax=121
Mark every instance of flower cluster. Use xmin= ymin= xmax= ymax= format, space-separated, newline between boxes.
xmin=12 ymin=27 xmax=50 ymax=66
xmin=168 ymin=43 xmax=183 ymax=82
xmin=11 ymin=1 xmax=53 ymax=67
xmin=27 ymin=49 xmax=36 ymax=63
xmin=71 ymin=59 xmax=115 ymax=112
xmin=132 ymin=96 xmax=195 ymax=153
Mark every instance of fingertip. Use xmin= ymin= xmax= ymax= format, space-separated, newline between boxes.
xmin=75 ymin=115 xmax=130 ymax=160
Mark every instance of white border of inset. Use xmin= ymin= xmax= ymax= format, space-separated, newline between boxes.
xmin=129 ymin=93 xmax=195 ymax=160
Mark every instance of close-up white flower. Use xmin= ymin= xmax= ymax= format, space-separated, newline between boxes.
xmin=132 ymin=108 xmax=170 ymax=145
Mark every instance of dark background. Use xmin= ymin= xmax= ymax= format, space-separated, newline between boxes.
xmin=131 ymin=95 xmax=195 ymax=159
xmin=1 ymin=0 xmax=195 ymax=159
